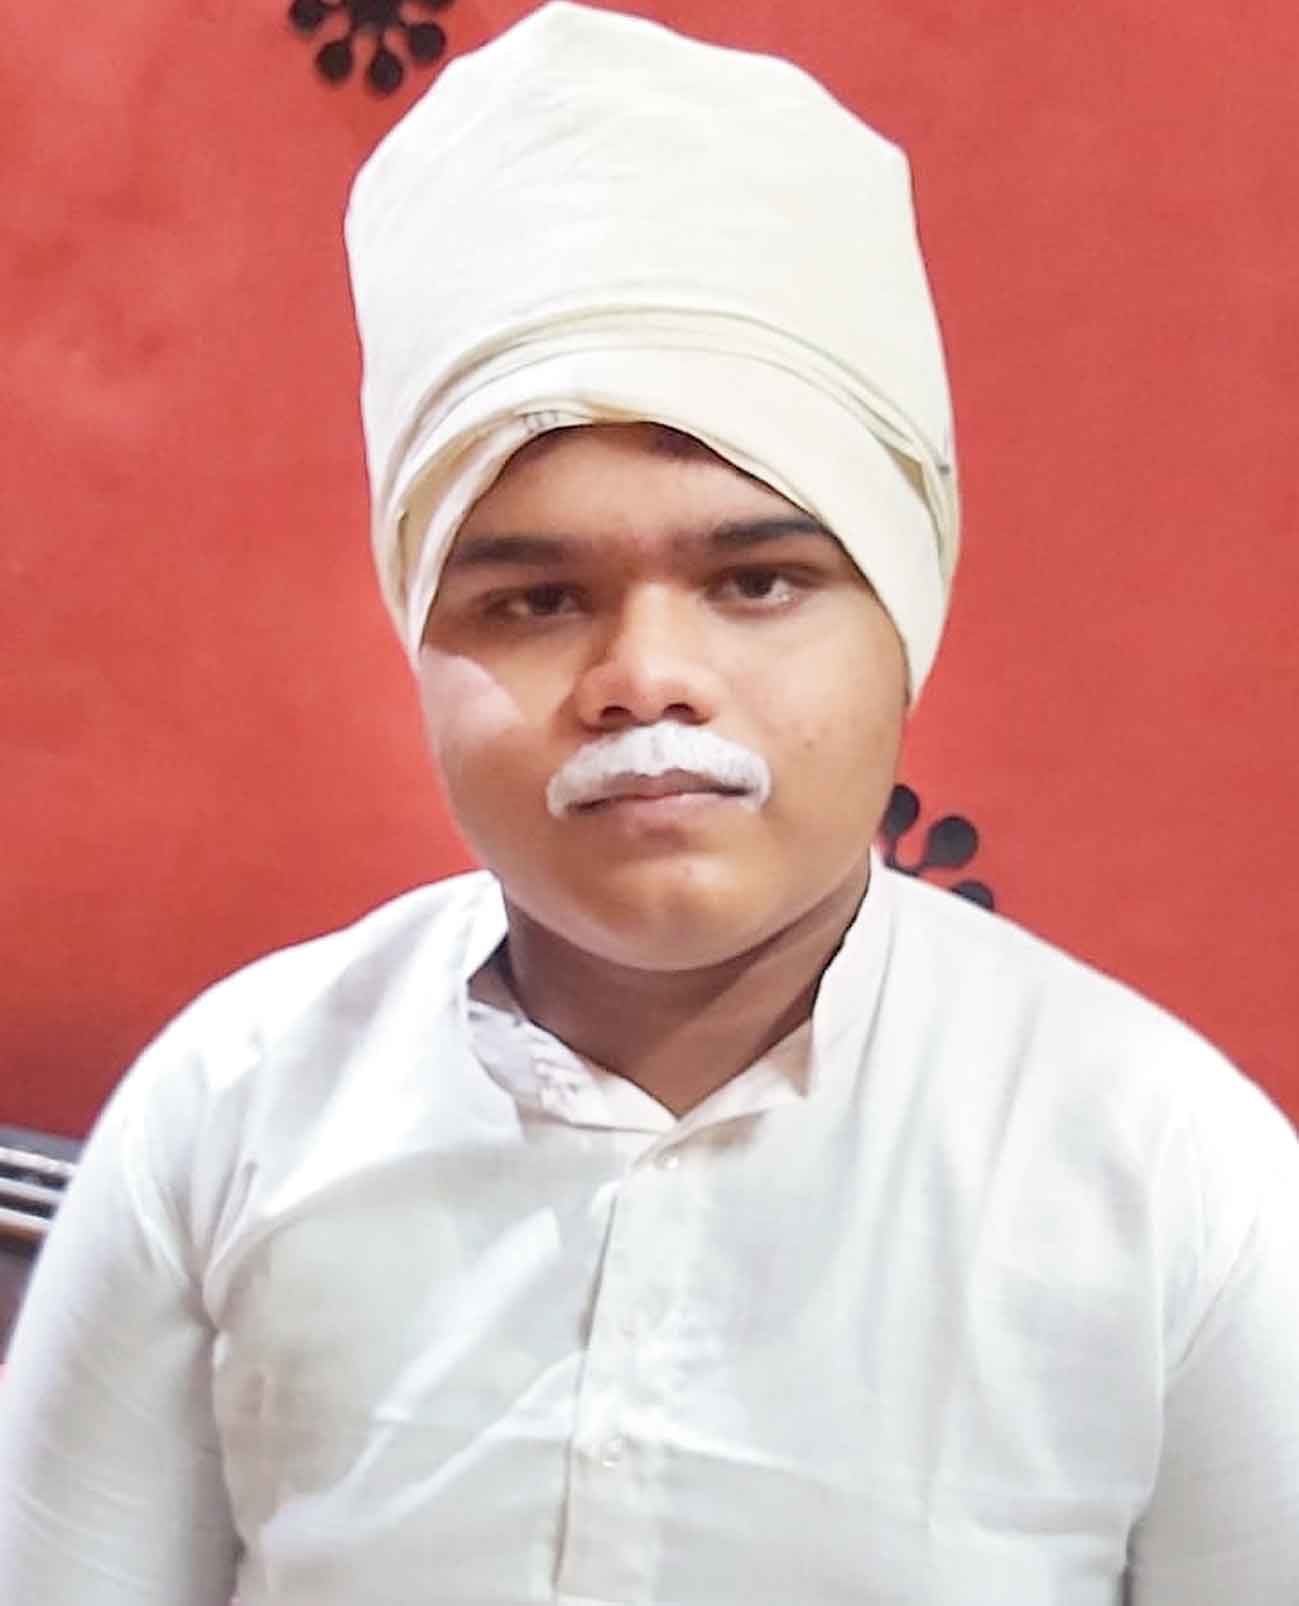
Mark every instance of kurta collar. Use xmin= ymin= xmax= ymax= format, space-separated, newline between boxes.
xmin=452 ymin=848 xmax=896 ymax=1129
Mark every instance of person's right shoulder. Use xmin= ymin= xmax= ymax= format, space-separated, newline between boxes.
xmin=84 ymin=868 xmax=505 ymax=1274
xmin=141 ymin=870 xmax=493 ymax=1077
xmin=102 ymin=868 xmax=500 ymax=1154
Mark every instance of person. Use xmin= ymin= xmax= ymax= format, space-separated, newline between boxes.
xmin=1 ymin=4 xmax=1296 ymax=1602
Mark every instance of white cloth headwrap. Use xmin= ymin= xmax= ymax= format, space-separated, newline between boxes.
xmin=345 ymin=0 xmax=959 ymax=698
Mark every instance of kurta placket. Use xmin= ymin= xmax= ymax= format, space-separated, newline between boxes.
xmin=467 ymin=962 xmax=821 ymax=1605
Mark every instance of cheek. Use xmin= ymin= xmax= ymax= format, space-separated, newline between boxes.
xmin=755 ymin=633 xmax=905 ymax=795
xmin=762 ymin=661 xmax=902 ymax=752
xmin=415 ymin=648 xmax=528 ymax=779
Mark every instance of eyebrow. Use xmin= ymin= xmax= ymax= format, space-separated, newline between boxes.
xmin=442 ymin=515 xmax=838 ymax=572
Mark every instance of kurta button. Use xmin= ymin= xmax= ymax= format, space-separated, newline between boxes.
xmin=599 ymin=1435 xmax=626 ymax=1466
xmin=656 ymin=1152 xmax=680 ymax=1170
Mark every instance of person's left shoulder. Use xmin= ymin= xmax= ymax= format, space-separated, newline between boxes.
xmin=882 ymin=869 xmax=1297 ymax=1369
xmin=882 ymin=865 xmax=1293 ymax=1160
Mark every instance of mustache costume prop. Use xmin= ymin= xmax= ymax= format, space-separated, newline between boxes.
xmin=545 ymin=724 xmax=773 ymax=818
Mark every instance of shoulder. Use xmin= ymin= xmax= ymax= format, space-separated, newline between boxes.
xmin=87 ymin=869 xmax=509 ymax=1275
xmin=878 ymin=869 xmax=1297 ymax=1367
xmin=882 ymin=864 xmax=1268 ymax=1099
xmin=194 ymin=870 xmax=497 ymax=1034
xmin=101 ymin=870 xmax=503 ymax=1194
xmin=879 ymin=865 xmax=1294 ymax=1206
xmin=137 ymin=869 xmax=498 ymax=1082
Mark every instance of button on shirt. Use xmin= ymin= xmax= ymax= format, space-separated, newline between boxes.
xmin=1 ymin=863 xmax=1297 ymax=1606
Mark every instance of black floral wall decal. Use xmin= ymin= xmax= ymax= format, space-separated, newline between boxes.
xmin=288 ymin=0 xmax=455 ymax=95
xmin=879 ymin=783 xmax=996 ymax=911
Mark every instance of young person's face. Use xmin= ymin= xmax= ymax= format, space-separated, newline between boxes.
xmin=417 ymin=424 xmax=908 ymax=971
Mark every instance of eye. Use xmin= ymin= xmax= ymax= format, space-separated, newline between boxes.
xmin=488 ymin=583 xmax=585 ymax=621
xmin=712 ymin=567 xmax=804 ymax=607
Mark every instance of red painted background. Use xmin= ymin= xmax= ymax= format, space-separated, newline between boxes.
xmin=3 ymin=0 xmax=1297 ymax=1136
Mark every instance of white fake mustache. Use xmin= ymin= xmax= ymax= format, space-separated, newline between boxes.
xmin=545 ymin=724 xmax=772 ymax=818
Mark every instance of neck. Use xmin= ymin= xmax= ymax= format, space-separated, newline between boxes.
xmin=498 ymin=863 xmax=871 ymax=1117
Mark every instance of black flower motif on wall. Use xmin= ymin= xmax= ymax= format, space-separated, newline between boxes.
xmin=879 ymin=783 xmax=996 ymax=911
xmin=289 ymin=0 xmax=455 ymax=95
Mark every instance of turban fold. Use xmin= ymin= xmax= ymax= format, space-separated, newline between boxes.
xmin=346 ymin=0 xmax=959 ymax=697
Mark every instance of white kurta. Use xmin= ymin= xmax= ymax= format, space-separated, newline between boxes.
xmin=1 ymin=863 xmax=1296 ymax=1605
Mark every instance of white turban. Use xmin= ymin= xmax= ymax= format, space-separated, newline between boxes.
xmin=345 ymin=0 xmax=959 ymax=697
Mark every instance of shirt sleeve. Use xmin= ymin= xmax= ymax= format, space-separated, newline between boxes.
xmin=1128 ymin=1076 xmax=1299 ymax=1604
xmin=0 ymin=1057 xmax=239 ymax=1605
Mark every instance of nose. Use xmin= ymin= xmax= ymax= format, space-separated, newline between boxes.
xmin=573 ymin=587 xmax=723 ymax=730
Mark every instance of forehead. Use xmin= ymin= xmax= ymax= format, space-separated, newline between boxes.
xmin=455 ymin=426 xmax=926 ymax=608
xmin=459 ymin=421 xmax=819 ymax=536
xmin=483 ymin=421 xmax=763 ymax=498
xmin=511 ymin=421 xmax=717 ymax=466
xmin=438 ymin=422 xmax=856 ymax=582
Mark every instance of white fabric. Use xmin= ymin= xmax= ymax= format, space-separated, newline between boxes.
xmin=345 ymin=1 xmax=959 ymax=697
xmin=2 ymin=864 xmax=1297 ymax=1604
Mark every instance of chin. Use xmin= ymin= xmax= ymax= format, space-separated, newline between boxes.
xmin=513 ymin=860 xmax=815 ymax=972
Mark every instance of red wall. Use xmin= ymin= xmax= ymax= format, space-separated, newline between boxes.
xmin=4 ymin=0 xmax=1297 ymax=1135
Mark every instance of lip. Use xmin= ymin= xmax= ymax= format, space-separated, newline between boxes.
xmin=574 ymin=769 xmax=749 ymax=810
xmin=580 ymin=790 xmax=737 ymax=814
xmin=576 ymin=791 xmax=743 ymax=831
